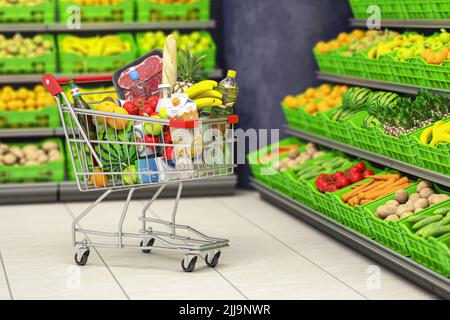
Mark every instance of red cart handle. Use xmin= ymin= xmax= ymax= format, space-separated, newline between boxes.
xmin=42 ymin=74 xmax=113 ymax=96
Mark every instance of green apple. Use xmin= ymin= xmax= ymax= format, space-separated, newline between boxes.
xmin=158 ymin=107 xmax=168 ymax=119
xmin=144 ymin=115 xmax=163 ymax=135
xmin=123 ymin=165 xmax=138 ymax=185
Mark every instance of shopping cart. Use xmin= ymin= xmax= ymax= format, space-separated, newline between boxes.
xmin=42 ymin=74 xmax=238 ymax=272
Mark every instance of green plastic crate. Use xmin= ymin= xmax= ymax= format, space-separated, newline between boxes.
xmin=417 ymin=59 xmax=450 ymax=91
xmin=400 ymin=199 xmax=450 ymax=277
xmin=363 ymin=54 xmax=395 ymax=82
xmin=0 ymin=34 xmax=56 ymax=74
xmin=0 ymin=0 xmax=55 ymax=24
xmin=58 ymin=33 xmax=136 ymax=73
xmin=410 ymin=119 xmax=450 ymax=176
xmin=322 ymin=108 xmax=354 ymax=145
xmin=339 ymin=51 xmax=367 ymax=78
xmin=59 ymin=0 xmax=133 ymax=23
xmin=375 ymin=127 xmax=421 ymax=166
xmin=431 ymin=0 xmax=450 ymax=19
xmin=281 ymin=102 xmax=303 ymax=129
xmin=0 ymin=139 xmax=65 ymax=184
xmin=347 ymin=111 xmax=383 ymax=154
xmin=313 ymin=49 xmax=342 ymax=75
xmin=136 ymin=31 xmax=216 ymax=70
xmin=137 ymin=0 xmax=210 ymax=22
xmin=348 ymin=0 xmax=434 ymax=19
xmin=368 ymin=183 xmax=450 ymax=256
xmin=390 ymin=57 xmax=424 ymax=87
xmin=0 ymin=105 xmax=60 ymax=129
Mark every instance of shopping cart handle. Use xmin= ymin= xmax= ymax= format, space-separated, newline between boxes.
xmin=42 ymin=74 xmax=63 ymax=96
xmin=56 ymin=74 xmax=113 ymax=84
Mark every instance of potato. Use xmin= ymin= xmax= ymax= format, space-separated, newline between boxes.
xmin=386 ymin=200 xmax=400 ymax=207
xmin=3 ymin=153 xmax=16 ymax=165
xmin=25 ymin=160 xmax=38 ymax=166
xmin=428 ymin=194 xmax=450 ymax=206
xmin=417 ymin=180 xmax=432 ymax=192
xmin=376 ymin=204 xmax=397 ymax=219
xmin=396 ymin=204 xmax=412 ymax=216
xmin=37 ymin=154 xmax=48 ymax=165
xmin=288 ymin=149 xmax=299 ymax=159
xmin=49 ymin=153 xmax=62 ymax=161
xmin=415 ymin=208 xmax=424 ymax=213
xmin=9 ymin=147 xmax=24 ymax=160
xmin=385 ymin=215 xmax=400 ymax=222
xmin=42 ymin=141 xmax=58 ymax=152
xmin=405 ymin=199 xmax=417 ymax=211
xmin=400 ymin=211 xmax=414 ymax=219
xmin=25 ymin=151 xmax=38 ymax=161
xmin=394 ymin=189 xmax=409 ymax=204
xmin=409 ymin=193 xmax=421 ymax=202
xmin=312 ymin=151 xmax=325 ymax=159
xmin=419 ymin=188 xmax=435 ymax=199
xmin=305 ymin=143 xmax=317 ymax=155
xmin=0 ymin=143 xmax=9 ymax=155
xmin=414 ymin=198 xmax=429 ymax=210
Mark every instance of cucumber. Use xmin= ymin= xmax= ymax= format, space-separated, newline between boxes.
xmin=407 ymin=214 xmax=428 ymax=224
xmin=434 ymin=206 xmax=450 ymax=216
xmin=416 ymin=222 xmax=440 ymax=237
xmin=423 ymin=225 xmax=450 ymax=239
xmin=412 ymin=215 xmax=443 ymax=232
xmin=438 ymin=215 xmax=450 ymax=226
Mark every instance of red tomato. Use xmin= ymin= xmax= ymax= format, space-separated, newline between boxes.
xmin=318 ymin=173 xmax=329 ymax=181
xmin=355 ymin=162 xmax=366 ymax=172
xmin=349 ymin=172 xmax=364 ymax=184
xmin=326 ymin=184 xmax=339 ymax=192
xmin=315 ymin=178 xmax=328 ymax=192
xmin=163 ymin=131 xmax=172 ymax=143
xmin=139 ymin=103 xmax=156 ymax=117
xmin=363 ymin=169 xmax=375 ymax=178
xmin=133 ymin=97 xmax=146 ymax=108
xmin=144 ymin=135 xmax=159 ymax=149
xmin=347 ymin=166 xmax=361 ymax=175
xmin=163 ymin=146 xmax=174 ymax=161
xmin=123 ymin=101 xmax=137 ymax=115
xmin=336 ymin=176 xmax=350 ymax=188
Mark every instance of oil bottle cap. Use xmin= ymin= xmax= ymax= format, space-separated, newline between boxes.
xmin=227 ymin=70 xmax=237 ymax=78
xmin=129 ymin=67 xmax=140 ymax=81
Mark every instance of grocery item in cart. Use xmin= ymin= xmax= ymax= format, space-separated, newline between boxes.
xmin=114 ymin=51 xmax=163 ymax=101
xmin=211 ymin=70 xmax=238 ymax=118
xmin=128 ymin=67 xmax=151 ymax=100
xmin=68 ymin=79 xmax=97 ymax=140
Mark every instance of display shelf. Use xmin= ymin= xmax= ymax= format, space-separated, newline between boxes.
xmin=0 ymin=21 xmax=216 ymax=33
xmin=350 ymin=19 xmax=450 ymax=29
xmin=0 ymin=175 xmax=237 ymax=205
xmin=317 ymin=72 xmax=450 ymax=96
xmin=0 ymin=69 xmax=223 ymax=84
xmin=0 ymin=128 xmax=65 ymax=138
xmin=250 ymin=178 xmax=450 ymax=299
xmin=285 ymin=125 xmax=450 ymax=187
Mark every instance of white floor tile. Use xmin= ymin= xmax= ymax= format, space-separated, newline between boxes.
xmin=0 ymin=203 xmax=127 ymax=300
xmin=216 ymin=191 xmax=436 ymax=300
xmin=0 ymin=251 xmax=11 ymax=300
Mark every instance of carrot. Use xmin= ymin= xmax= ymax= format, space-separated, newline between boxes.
xmin=366 ymin=183 xmax=411 ymax=200
xmin=358 ymin=179 xmax=395 ymax=199
xmin=348 ymin=196 xmax=360 ymax=207
xmin=366 ymin=174 xmax=400 ymax=181
xmin=342 ymin=180 xmax=374 ymax=202
xmin=360 ymin=200 xmax=372 ymax=205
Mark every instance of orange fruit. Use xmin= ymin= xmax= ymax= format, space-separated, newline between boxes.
xmin=90 ymin=168 xmax=109 ymax=188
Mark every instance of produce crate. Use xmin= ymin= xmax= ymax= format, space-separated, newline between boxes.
xmin=322 ymin=108 xmax=354 ymax=145
xmin=410 ymin=120 xmax=450 ymax=176
xmin=338 ymin=51 xmax=367 ymax=78
xmin=313 ymin=49 xmax=342 ymax=75
xmin=417 ymin=59 xmax=450 ymax=91
xmin=136 ymin=31 xmax=216 ymax=70
xmin=363 ymin=54 xmax=395 ymax=82
xmin=348 ymin=0 xmax=434 ymax=19
xmin=0 ymin=34 xmax=56 ymax=74
xmin=0 ymin=105 xmax=60 ymax=129
xmin=58 ymin=33 xmax=136 ymax=74
xmin=137 ymin=0 xmax=210 ymax=22
xmin=390 ymin=57 xmax=424 ymax=87
xmin=347 ymin=111 xmax=383 ymax=154
xmin=365 ymin=183 xmax=419 ymax=255
xmin=59 ymin=0 xmax=133 ymax=23
xmin=431 ymin=0 xmax=450 ymax=19
xmin=0 ymin=0 xmax=55 ymax=24
xmin=375 ymin=127 xmax=420 ymax=167
xmin=400 ymin=199 xmax=450 ymax=277
xmin=0 ymin=139 xmax=65 ymax=184
xmin=247 ymin=137 xmax=303 ymax=188
xmin=281 ymin=102 xmax=302 ymax=129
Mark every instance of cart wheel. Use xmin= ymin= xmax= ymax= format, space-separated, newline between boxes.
xmin=205 ymin=251 xmax=221 ymax=268
xmin=74 ymin=249 xmax=90 ymax=266
xmin=140 ymin=238 xmax=155 ymax=254
xmin=181 ymin=256 xmax=197 ymax=272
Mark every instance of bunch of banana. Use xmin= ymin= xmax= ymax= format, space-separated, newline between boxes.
xmin=184 ymin=80 xmax=223 ymax=110
xmin=420 ymin=120 xmax=450 ymax=147
xmin=61 ymin=35 xmax=131 ymax=57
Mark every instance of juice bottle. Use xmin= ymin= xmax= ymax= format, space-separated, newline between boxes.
xmin=211 ymin=70 xmax=239 ymax=118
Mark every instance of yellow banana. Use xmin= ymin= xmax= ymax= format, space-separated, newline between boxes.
xmin=190 ymin=90 xmax=223 ymax=100
xmin=193 ymin=98 xmax=223 ymax=110
xmin=185 ymin=83 xmax=214 ymax=99
xmin=420 ymin=126 xmax=433 ymax=145
xmin=438 ymin=121 xmax=450 ymax=135
xmin=435 ymin=133 xmax=450 ymax=146
xmin=430 ymin=120 xmax=445 ymax=146
xmin=195 ymin=80 xmax=218 ymax=87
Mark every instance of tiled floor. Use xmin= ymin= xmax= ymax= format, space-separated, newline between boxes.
xmin=0 ymin=190 xmax=437 ymax=300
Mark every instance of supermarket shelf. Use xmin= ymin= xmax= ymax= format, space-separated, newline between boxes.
xmin=250 ymin=178 xmax=450 ymax=299
xmin=0 ymin=69 xmax=223 ymax=84
xmin=0 ymin=128 xmax=64 ymax=138
xmin=285 ymin=126 xmax=450 ymax=187
xmin=0 ymin=175 xmax=237 ymax=205
xmin=0 ymin=20 xmax=216 ymax=33
xmin=350 ymin=18 xmax=450 ymax=29
xmin=317 ymin=72 xmax=450 ymax=96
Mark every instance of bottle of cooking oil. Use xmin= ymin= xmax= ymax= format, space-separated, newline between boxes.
xmin=211 ymin=70 xmax=238 ymax=117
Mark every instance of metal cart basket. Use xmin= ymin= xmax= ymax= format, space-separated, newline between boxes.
xmin=42 ymin=74 xmax=238 ymax=272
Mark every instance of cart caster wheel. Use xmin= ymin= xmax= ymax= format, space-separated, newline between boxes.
xmin=181 ymin=256 xmax=197 ymax=272
xmin=205 ymin=251 xmax=221 ymax=268
xmin=74 ymin=249 xmax=90 ymax=266
xmin=140 ymin=238 xmax=155 ymax=253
